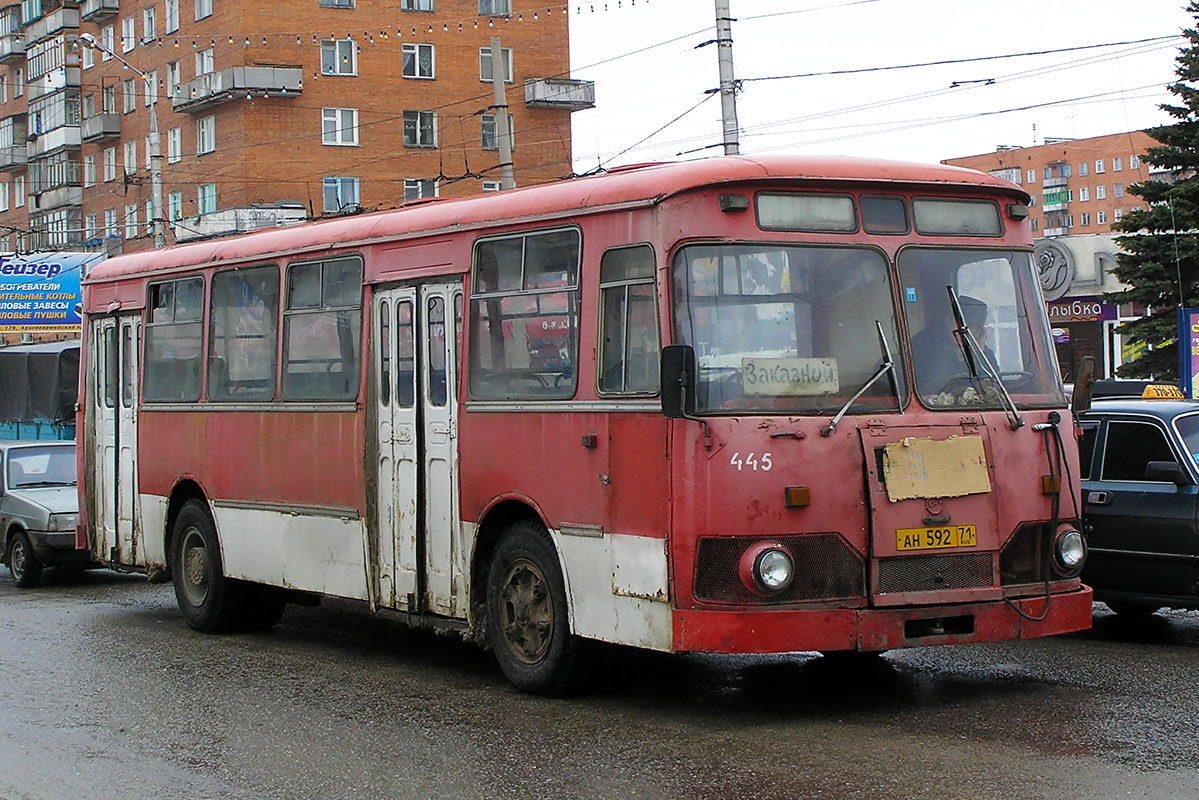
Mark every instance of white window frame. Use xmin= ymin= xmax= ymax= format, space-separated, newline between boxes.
xmin=83 ymin=153 xmax=95 ymax=187
xmin=1095 ymin=159 xmax=1105 ymax=174
xmin=167 ymin=126 xmax=182 ymax=163
xmin=1113 ymin=156 xmax=1123 ymax=172
xmin=166 ymin=61 xmax=180 ymax=99
xmin=322 ymin=176 xmax=359 ymax=212
xmin=195 ymin=47 xmax=214 ymax=77
xmin=0 ymin=182 xmax=8 ymax=213
xmin=1096 ymin=185 xmax=1106 ymax=200
xmin=403 ymin=178 xmax=437 ymax=201
xmin=142 ymin=7 xmax=157 ymax=43
xmin=482 ymin=180 xmax=502 ymax=193
xmin=479 ymin=46 xmax=513 ymax=83
xmin=1079 ymin=187 xmax=1089 ymax=202
xmin=320 ymin=39 xmax=356 ymax=76
xmin=197 ymin=115 xmax=215 ymax=154
xmin=165 ymin=0 xmax=179 ymax=34
xmin=321 ymin=107 xmax=358 ymax=146
xmin=81 ymin=45 xmax=93 ymax=70
xmin=1114 ymin=208 xmax=1124 ymax=221
xmin=85 ymin=213 xmax=98 ymax=240
xmin=13 ymin=67 xmax=21 ymax=97
xmin=125 ymin=203 xmax=138 ymax=238
xmin=479 ymin=0 xmax=512 ymax=15
xmin=123 ymin=140 xmax=137 ymax=175
xmin=103 ymin=147 xmax=116 ymax=181
xmin=1130 ymin=154 xmax=1140 ymax=169
xmin=1097 ymin=210 xmax=1107 ymax=225
xmin=122 ymin=78 xmax=136 ymax=113
xmin=121 ymin=16 xmax=136 ymax=52
xmin=195 ymin=0 xmax=212 ymax=22
xmin=1114 ymin=183 xmax=1124 ymax=198
xmin=144 ymin=71 xmax=158 ymax=106
xmin=105 ymin=208 xmax=118 ymax=236
xmin=144 ymin=135 xmax=152 ymax=169
xmin=403 ymin=110 xmax=436 ymax=148
xmin=100 ymin=27 xmax=115 ymax=60
xmin=402 ymin=43 xmax=435 ymax=79
xmin=481 ymin=113 xmax=514 ymax=150
xmin=197 ymin=182 xmax=216 ymax=214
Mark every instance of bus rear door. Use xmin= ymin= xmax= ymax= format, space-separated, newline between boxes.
xmin=91 ymin=314 xmax=141 ymax=564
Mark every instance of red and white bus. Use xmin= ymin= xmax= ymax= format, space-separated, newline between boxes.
xmin=78 ymin=155 xmax=1092 ymax=694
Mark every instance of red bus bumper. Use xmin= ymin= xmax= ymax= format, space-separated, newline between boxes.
xmin=672 ymin=586 xmax=1093 ymax=654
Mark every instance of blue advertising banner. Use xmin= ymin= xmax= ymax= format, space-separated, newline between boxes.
xmin=0 ymin=253 xmax=102 ymax=333
xmin=1178 ymin=307 xmax=1199 ymax=399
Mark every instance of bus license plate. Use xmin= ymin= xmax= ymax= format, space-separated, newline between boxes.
xmin=895 ymin=525 xmax=977 ymax=551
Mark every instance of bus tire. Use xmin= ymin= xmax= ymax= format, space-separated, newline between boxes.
xmin=241 ymin=585 xmax=288 ymax=630
xmin=486 ymin=521 xmax=579 ymax=696
xmin=9 ymin=531 xmax=43 ymax=589
xmin=1105 ymin=600 xmax=1161 ymax=618
xmin=171 ymin=499 xmax=242 ymax=633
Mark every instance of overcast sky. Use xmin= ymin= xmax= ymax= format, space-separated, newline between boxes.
xmin=567 ymin=0 xmax=1192 ymax=171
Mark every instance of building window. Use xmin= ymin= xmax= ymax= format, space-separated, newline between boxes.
xmin=195 ymin=47 xmax=214 ymax=76
xmin=401 ymin=43 xmax=434 ymax=78
xmin=480 ymin=0 xmax=512 ymax=14
xmin=125 ymin=203 xmax=138 ymax=238
xmin=320 ymin=39 xmax=356 ymax=75
xmin=469 ymin=228 xmax=582 ymax=400
xmin=400 ymin=0 xmax=432 ymax=9
xmin=81 ymin=45 xmax=93 ymax=70
xmin=197 ymin=115 xmax=215 ymax=154
xmin=1095 ymin=159 xmax=1105 ymax=174
xmin=1114 ymin=182 xmax=1124 ymax=198
xmin=402 ymin=110 xmax=436 ymax=147
xmin=13 ymin=67 xmax=19 ymax=97
xmin=167 ymin=127 xmax=181 ymax=163
xmin=319 ymin=0 xmax=353 ymax=6
xmin=208 ymin=265 xmax=280 ymax=402
xmin=102 ymin=85 xmax=116 ymax=114
xmin=404 ymin=178 xmax=436 ymax=200
xmin=1079 ymin=187 xmax=1089 ymax=202
xmin=1097 ymin=210 xmax=1108 ymax=225
xmin=142 ymin=8 xmax=156 ymax=43
xmin=144 ymin=71 xmax=158 ymax=105
xmin=482 ymin=180 xmax=501 ymax=192
xmin=479 ymin=46 xmax=513 ymax=82
xmin=103 ymin=147 xmax=116 ymax=181
xmin=145 ymin=199 xmax=154 ymax=235
xmin=121 ymin=16 xmax=135 ymax=52
xmin=168 ymin=191 xmax=182 ymax=221
xmin=1080 ymin=212 xmax=1090 ymax=226
xmin=1060 ymin=163 xmax=1071 ymax=178
xmin=123 ymin=140 xmax=136 ymax=174
xmin=0 ymin=182 xmax=8 ymax=213
xmin=321 ymin=107 xmax=358 ymax=145
xmin=1114 ymin=208 xmax=1124 ymax=221
xmin=1113 ymin=156 xmax=1123 ymax=172
xmin=282 ymin=257 xmax=364 ymax=401
xmin=1130 ymin=154 xmax=1140 ymax=169
xmin=1042 ymin=166 xmax=1051 ymax=180
xmin=123 ymin=78 xmax=136 ymax=113
xmin=1066 ymin=214 xmax=1074 ymax=228
xmin=1096 ymin=185 xmax=1106 ymax=200
xmin=166 ymin=0 xmax=179 ymax=33
xmin=195 ymin=0 xmax=212 ymax=21
xmin=166 ymin=61 xmax=180 ymax=98
xmin=1026 ymin=169 xmax=1035 ymax=184
xmin=481 ymin=113 xmax=513 ymax=150
xmin=144 ymin=277 xmax=204 ymax=403
xmin=197 ymin=182 xmax=216 ymax=214
xmin=100 ymin=26 xmax=115 ymax=60
xmin=1079 ymin=162 xmax=1088 ymax=177
xmin=83 ymin=154 xmax=95 ymax=187
xmin=323 ymin=176 xmax=359 ymax=212
xmin=85 ymin=213 xmax=97 ymax=240
xmin=105 ymin=208 xmax=117 ymax=236
xmin=144 ymin=135 xmax=151 ymax=169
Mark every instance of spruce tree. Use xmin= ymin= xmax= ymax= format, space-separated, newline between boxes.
xmin=1108 ymin=1 xmax=1199 ymax=378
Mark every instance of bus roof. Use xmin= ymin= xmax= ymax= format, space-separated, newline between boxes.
xmin=85 ymin=154 xmax=1026 ymax=284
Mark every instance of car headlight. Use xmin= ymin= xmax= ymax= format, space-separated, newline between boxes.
xmin=1053 ymin=527 xmax=1086 ymax=573
xmin=49 ymin=513 xmax=79 ymax=532
xmin=738 ymin=542 xmax=795 ymax=594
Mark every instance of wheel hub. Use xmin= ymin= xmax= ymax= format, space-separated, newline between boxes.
xmin=11 ymin=540 xmax=26 ymax=576
xmin=499 ymin=558 xmax=553 ymax=664
xmin=179 ymin=528 xmax=210 ymax=607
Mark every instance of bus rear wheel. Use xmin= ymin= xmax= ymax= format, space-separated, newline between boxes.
xmin=171 ymin=499 xmax=243 ymax=633
xmin=486 ymin=521 xmax=579 ymax=695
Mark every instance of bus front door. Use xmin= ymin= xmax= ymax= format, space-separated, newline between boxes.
xmin=92 ymin=315 xmax=140 ymax=564
xmin=372 ymin=283 xmax=462 ymax=617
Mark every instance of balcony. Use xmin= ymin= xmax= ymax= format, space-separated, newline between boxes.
xmin=523 ymin=78 xmax=595 ymax=111
xmin=81 ymin=112 xmax=119 ymax=142
xmin=29 ymin=184 xmax=81 ymax=212
xmin=80 ymin=0 xmax=117 ymax=21
xmin=0 ymin=32 xmax=23 ymax=64
xmin=27 ymin=124 xmax=80 ymax=157
xmin=0 ymin=141 xmax=27 ymax=171
xmin=172 ymin=66 xmax=303 ymax=113
xmin=173 ymin=203 xmax=307 ymax=243
xmin=22 ymin=6 xmax=77 ymax=44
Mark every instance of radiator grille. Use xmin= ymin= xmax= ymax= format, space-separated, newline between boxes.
xmin=877 ymin=553 xmax=995 ymax=594
xmin=694 ymin=534 xmax=864 ymax=605
xmin=1000 ymin=523 xmax=1053 ymax=585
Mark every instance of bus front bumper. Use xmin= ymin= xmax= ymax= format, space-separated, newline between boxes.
xmin=673 ymin=586 xmax=1093 ymax=654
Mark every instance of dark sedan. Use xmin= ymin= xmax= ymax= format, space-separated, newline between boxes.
xmin=1078 ymin=392 xmax=1199 ymax=615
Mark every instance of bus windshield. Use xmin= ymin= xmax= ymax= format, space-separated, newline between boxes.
xmin=673 ymin=244 xmax=907 ymax=414
xmin=897 ymin=248 xmax=1064 ymax=409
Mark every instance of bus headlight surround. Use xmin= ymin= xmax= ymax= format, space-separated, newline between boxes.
xmin=739 ymin=542 xmax=795 ymax=595
xmin=1053 ymin=527 xmax=1086 ymax=574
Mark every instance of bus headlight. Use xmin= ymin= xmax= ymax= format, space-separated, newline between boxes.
xmin=1053 ymin=527 xmax=1086 ymax=574
xmin=739 ymin=542 xmax=795 ymax=594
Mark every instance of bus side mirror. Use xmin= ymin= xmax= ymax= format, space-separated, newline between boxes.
xmin=660 ymin=345 xmax=697 ymax=419
xmin=1071 ymin=355 xmax=1096 ymax=416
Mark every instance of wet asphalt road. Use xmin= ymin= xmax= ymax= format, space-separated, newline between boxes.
xmin=0 ymin=570 xmax=1196 ymax=800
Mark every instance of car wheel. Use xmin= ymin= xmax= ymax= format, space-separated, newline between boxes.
xmin=171 ymin=499 xmax=244 ymax=633
xmin=486 ymin=521 xmax=579 ymax=695
xmin=1105 ymin=600 xmax=1162 ymax=617
xmin=9 ymin=531 xmax=43 ymax=589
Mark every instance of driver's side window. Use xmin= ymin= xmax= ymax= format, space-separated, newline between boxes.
xmin=1101 ymin=421 xmax=1177 ymax=482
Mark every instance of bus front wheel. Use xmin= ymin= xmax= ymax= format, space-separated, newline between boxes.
xmin=171 ymin=499 xmax=243 ymax=633
xmin=486 ymin=521 xmax=579 ymax=695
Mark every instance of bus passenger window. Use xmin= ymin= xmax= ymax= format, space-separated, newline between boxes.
xmin=396 ymin=300 xmax=415 ymax=408
xmin=469 ymin=228 xmax=580 ymax=400
xmin=599 ymin=245 xmax=659 ymax=395
xmin=207 ymin=265 xmax=279 ymax=402
xmin=282 ymin=257 xmax=363 ymax=401
xmin=428 ymin=296 xmax=447 ymax=406
xmin=379 ymin=300 xmax=391 ymax=407
xmin=143 ymin=276 xmax=204 ymax=403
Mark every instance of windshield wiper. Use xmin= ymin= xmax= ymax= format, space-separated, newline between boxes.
xmin=14 ymin=480 xmax=75 ymax=488
xmin=821 ymin=320 xmax=899 ymax=437
xmin=947 ymin=286 xmax=1024 ymax=430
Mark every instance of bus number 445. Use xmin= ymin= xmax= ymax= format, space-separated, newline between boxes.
xmin=730 ymin=452 xmax=772 ymax=471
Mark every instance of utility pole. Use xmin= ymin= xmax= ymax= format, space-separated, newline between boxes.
xmin=714 ymin=0 xmax=740 ymax=155
xmin=490 ymin=36 xmax=516 ymax=190
xmin=79 ymin=33 xmax=166 ymax=249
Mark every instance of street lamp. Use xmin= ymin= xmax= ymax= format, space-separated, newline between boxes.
xmin=77 ymin=32 xmax=166 ymax=249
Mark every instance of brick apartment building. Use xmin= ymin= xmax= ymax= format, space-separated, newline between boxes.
xmin=0 ymin=0 xmax=592 ymax=257
xmin=942 ymin=130 xmax=1157 ymax=237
